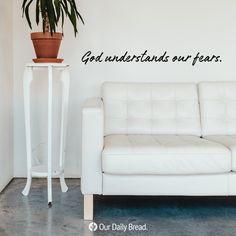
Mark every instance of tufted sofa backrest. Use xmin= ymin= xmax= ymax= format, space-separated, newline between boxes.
xmin=102 ymin=82 xmax=201 ymax=136
xmin=199 ymin=82 xmax=236 ymax=136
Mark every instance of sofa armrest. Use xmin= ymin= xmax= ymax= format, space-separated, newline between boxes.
xmin=81 ymin=97 xmax=104 ymax=195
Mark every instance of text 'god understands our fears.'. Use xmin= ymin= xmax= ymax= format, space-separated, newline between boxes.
xmin=81 ymin=50 xmax=222 ymax=66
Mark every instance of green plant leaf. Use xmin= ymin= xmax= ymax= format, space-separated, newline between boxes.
xmin=77 ymin=11 xmax=84 ymax=25
xmin=63 ymin=0 xmax=68 ymax=12
xmin=54 ymin=0 xmax=61 ymax=22
xmin=22 ymin=0 xmax=84 ymax=36
xmin=40 ymin=0 xmax=46 ymax=18
xmin=70 ymin=0 xmax=79 ymax=14
xmin=46 ymin=0 xmax=57 ymax=34
xmin=36 ymin=0 xmax=40 ymax=25
xmin=65 ymin=1 xmax=77 ymax=36
xmin=61 ymin=8 xmax=65 ymax=34
xmin=71 ymin=0 xmax=84 ymax=24
xmin=22 ymin=0 xmax=29 ymax=15
xmin=40 ymin=0 xmax=46 ymax=32
xmin=25 ymin=0 xmax=34 ymax=29
xmin=60 ymin=1 xmax=69 ymax=18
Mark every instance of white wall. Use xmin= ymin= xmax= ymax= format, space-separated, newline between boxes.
xmin=0 ymin=2 xmax=13 ymax=191
xmin=13 ymin=0 xmax=236 ymax=177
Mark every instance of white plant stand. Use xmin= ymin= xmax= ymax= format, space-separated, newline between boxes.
xmin=22 ymin=63 xmax=70 ymax=205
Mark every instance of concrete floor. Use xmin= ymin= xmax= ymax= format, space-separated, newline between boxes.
xmin=1 ymin=179 xmax=236 ymax=236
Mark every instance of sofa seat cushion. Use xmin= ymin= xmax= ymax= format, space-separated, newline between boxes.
xmin=102 ymin=135 xmax=231 ymax=175
xmin=204 ymin=136 xmax=236 ymax=171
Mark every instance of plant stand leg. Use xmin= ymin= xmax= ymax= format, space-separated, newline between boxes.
xmin=60 ymin=174 xmax=68 ymax=192
xmin=84 ymin=195 xmax=93 ymax=220
xmin=47 ymin=66 xmax=53 ymax=205
xmin=22 ymin=174 xmax=32 ymax=196
xmin=59 ymin=69 xmax=70 ymax=193
xmin=22 ymin=67 xmax=33 ymax=196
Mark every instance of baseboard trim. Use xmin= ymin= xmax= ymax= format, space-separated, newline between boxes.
xmin=0 ymin=177 xmax=14 ymax=193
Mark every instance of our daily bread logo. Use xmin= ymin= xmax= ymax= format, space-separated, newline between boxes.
xmin=88 ymin=222 xmax=98 ymax=232
xmin=88 ymin=222 xmax=148 ymax=232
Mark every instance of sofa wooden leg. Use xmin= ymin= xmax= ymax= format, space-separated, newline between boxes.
xmin=84 ymin=194 xmax=93 ymax=220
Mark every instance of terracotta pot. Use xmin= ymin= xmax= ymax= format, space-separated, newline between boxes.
xmin=31 ymin=32 xmax=63 ymax=63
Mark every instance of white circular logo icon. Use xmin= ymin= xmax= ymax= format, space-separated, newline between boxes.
xmin=89 ymin=222 xmax=98 ymax=232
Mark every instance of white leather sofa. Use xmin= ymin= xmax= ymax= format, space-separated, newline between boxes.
xmin=81 ymin=82 xmax=236 ymax=220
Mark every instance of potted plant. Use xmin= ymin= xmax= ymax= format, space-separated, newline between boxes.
xmin=22 ymin=0 xmax=84 ymax=63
